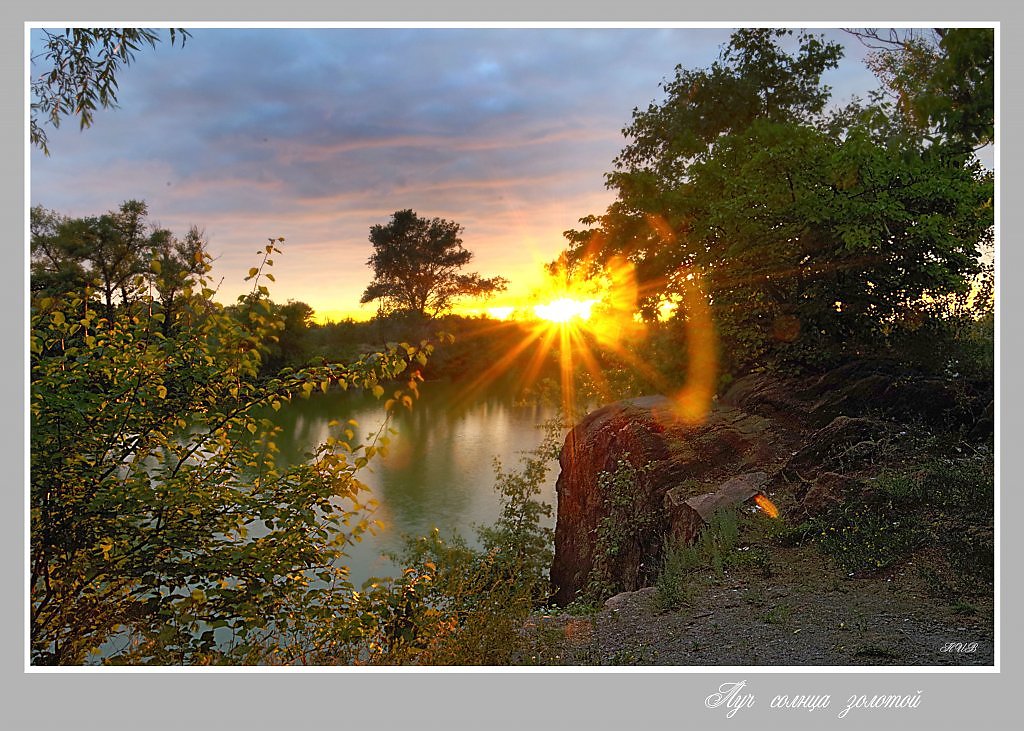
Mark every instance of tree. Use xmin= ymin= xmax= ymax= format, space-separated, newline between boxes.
xmin=562 ymin=29 xmax=993 ymax=374
xmin=150 ymin=225 xmax=210 ymax=334
xmin=263 ymin=299 xmax=317 ymax=373
xmin=31 ymin=28 xmax=191 ymax=154
xmin=361 ymin=209 xmax=507 ymax=317
xmin=31 ymin=235 xmax=435 ymax=664
xmin=30 ymin=205 xmax=88 ymax=295
xmin=31 ymin=200 xmax=183 ymax=320
xmin=846 ymin=28 xmax=994 ymax=151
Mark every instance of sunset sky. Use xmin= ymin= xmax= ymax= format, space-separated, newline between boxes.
xmin=29 ymin=25 xmax=881 ymax=322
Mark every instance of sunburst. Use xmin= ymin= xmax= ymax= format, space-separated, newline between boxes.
xmin=454 ymin=226 xmax=720 ymax=427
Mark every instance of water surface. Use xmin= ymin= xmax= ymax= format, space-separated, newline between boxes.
xmin=263 ymin=380 xmax=562 ymax=585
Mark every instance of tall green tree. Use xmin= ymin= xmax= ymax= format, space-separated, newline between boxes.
xmin=563 ymin=29 xmax=993 ymax=374
xmin=150 ymin=225 xmax=210 ymax=334
xmin=31 ymin=28 xmax=191 ymax=154
xmin=361 ymin=209 xmax=508 ymax=318
xmin=31 ymin=200 xmax=177 ymax=320
xmin=30 ymin=205 xmax=87 ymax=295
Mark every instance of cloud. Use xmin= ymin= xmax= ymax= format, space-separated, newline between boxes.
xmin=30 ymin=26 xmax=880 ymax=319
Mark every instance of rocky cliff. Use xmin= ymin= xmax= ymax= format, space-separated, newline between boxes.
xmin=549 ymin=360 xmax=992 ymax=605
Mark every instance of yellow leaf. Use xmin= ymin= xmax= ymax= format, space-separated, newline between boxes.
xmin=156 ymin=385 xmax=168 ymax=399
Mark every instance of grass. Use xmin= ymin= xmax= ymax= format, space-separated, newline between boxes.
xmin=805 ymin=443 xmax=993 ymax=597
xmin=654 ymin=507 xmax=776 ymax=613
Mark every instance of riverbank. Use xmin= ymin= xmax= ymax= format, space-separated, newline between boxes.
xmin=523 ymin=359 xmax=994 ymax=666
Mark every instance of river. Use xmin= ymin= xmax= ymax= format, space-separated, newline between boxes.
xmin=260 ymin=380 xmax=564 ymax=586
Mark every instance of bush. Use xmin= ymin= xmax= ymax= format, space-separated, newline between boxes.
xmin=30 ymin=245 xmax=432 ymax=665
xmin=374 ymin=423 xmax=561 ymax=665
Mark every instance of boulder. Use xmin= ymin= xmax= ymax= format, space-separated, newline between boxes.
xmin=783 ymin=416 xmax=889 ymax=478
xmin=664 ymin=472 xmax=769 ymax=544
xmin=549 ymin=397 xmax=675 ymax=606
xmin=548 ymin=360 xmax=992 ymax=606
xmin=795 ymin=471 xmax=867 ymax=518
xmin=549 ymin=397 xmax=787 ymax=605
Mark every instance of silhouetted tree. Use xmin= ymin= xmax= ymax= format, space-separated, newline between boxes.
xmin=361 ymin=209 xmax=507 ymax=318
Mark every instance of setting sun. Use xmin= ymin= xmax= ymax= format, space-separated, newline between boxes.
xmin=533 ymin=297 xmax=597 ymax=324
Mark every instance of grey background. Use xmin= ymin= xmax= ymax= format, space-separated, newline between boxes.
xmin=5 ymin=1 xmax=1016 ymax=729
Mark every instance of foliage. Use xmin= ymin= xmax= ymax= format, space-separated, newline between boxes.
xmin=30 ymin=234 xmax=433 ymax=664
xmin=814 ymin=503 xmax=924 ymax=574
xmin=261 ymin=300 xmax=316 ymax=375
xmin=30 ymin=28 xmax=191 ymax=155
xmin=366 ymin=423 xmax=560 ymax=664
xmin=31 ymin=201 xmax=208 ymax=326
xmin=585 ymin=457 xmax=659 ymax=601
xmin=361 ymin=209 xmax=508 ymax=318
xmin=654 ymin=508 xmax=748 ymax=612
xmin=849 ymin=28 xmax=994 ymax=151
xmin=809 ymin=443 xmax=993 ymax=585
xmin=561 ymin=28 xmax=994 ymax=377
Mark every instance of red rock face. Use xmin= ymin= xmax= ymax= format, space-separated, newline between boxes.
xmin=550 ymin=397 xmax=674 ymax=606
xmin=549 ymin=361 xmax=993 ymax=606
xmin=549 ymin=396 xmax=785 ymax=606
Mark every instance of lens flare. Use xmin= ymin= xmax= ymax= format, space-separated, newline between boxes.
xmin=753 ymin=493 xmax=780 ymax=519
xmin=454 ymin=215 xmax=720 ymax=428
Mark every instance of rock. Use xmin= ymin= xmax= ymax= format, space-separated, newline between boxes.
xmin=721 ymin=372 xmax=805 ymax=420
xmin=665 ymin=472 xmax=769 ymax=544
xmin=550 ymin=397 xmax=787 ymax=605
xmin=725 ymin=358 xmax=993 ymax=435
xmin=797 ymin=472 xmax=866 ymax=518
xmin=549 ymin=397 xmax=676 ymax=606
xmin=784 ymin=416 xmax=889 ymax=477
xmin=548 ymin=359 xmax=992 ymax=610
xmin=604 ymin=586 xmax=658 ymax=611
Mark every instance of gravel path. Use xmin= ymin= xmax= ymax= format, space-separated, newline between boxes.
xmin=523 ymin=543 xmax=993 ymax=667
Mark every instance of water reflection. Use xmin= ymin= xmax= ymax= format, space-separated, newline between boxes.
xmin=258 ymin=380 xmax=561 ymax=585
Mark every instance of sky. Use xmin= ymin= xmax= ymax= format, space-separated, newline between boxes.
xmin=29 ymin=26 xmax=881 ymax=322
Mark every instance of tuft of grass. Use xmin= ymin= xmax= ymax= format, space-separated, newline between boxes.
xmin=654 ymin=508 xmax=750 ymax=612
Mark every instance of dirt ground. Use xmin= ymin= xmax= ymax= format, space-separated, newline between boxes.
xmin=523 ymin=541 xmax=993 ymax=667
